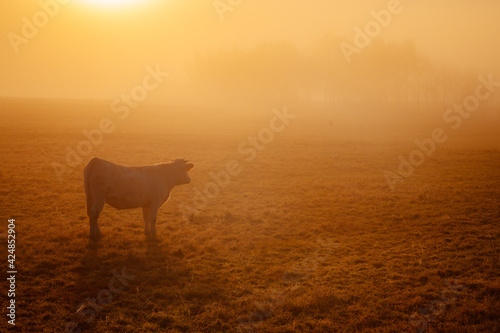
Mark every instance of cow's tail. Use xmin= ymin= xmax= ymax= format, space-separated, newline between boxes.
xmin=83 ymin=157 xmax=98 ymax=217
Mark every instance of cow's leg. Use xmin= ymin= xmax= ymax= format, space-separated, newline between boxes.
xmin=149 ymin=207 xmax=159 ymax=238
xmin=88 ymin=194 xmax=105 ymax=240
xmin=142 ymin=206 xmax=151 ymax=237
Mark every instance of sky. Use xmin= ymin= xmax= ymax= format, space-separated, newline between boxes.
xmin=1 ymin=0 xmax=499 ymax=99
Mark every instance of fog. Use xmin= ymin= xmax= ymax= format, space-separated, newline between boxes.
xmin=1 ymin=3 xmax=499 ymax=331
xmin=1 ymin=0 xmax=499 ymax=119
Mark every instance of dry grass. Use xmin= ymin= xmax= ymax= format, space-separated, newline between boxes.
xmin=1 ymin=100 xmax=499 ymax=332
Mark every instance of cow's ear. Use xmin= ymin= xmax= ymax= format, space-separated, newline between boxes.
xmin=186 ymin=163 xmax=194 ymax=171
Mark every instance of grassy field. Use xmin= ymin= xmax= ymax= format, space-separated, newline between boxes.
xmin=1 ymin=99 xmax=499 ymax=332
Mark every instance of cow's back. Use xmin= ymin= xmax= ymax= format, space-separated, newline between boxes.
xmin=84 ymin=157 xmax=115 ymax=187
xmin=85 ymin=158 xmax=161 ymax=210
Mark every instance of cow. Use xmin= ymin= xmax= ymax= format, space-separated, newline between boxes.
xmin=83 ymin=157 xmax=194 ymax=240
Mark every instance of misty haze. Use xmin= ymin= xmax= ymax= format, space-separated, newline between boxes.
xmin=1 ymin=0 xmax=499 ymax=332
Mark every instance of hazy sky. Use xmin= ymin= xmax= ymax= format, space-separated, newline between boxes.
xmin=1 ymin=0 xmax=499 ymax=99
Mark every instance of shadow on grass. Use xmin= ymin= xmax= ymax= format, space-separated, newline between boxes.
xmin=68 ymin=231 xmax=238 ymax=331
xmin=81 ymin=239 xmax=101 ymax=269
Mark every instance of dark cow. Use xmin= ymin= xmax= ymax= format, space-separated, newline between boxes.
xmin=84 ymin=157 xmax=194 ymax=240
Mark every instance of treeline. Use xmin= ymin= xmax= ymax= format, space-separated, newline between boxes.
xmin=186 ymin=37 xmax=491 ymax=114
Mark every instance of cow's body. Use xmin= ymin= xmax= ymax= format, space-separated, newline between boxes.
xmin=84 ymin=157 xmax=194 ymax=240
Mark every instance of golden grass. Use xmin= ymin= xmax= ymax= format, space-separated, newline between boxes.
xmin=1 ymin=100 xmax=499 ymax=332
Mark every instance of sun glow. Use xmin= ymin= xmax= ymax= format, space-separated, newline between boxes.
xmin=82 ymin=0 xmax=141 ymax=6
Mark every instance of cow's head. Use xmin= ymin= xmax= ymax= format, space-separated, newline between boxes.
xmin=171 ymin=159 xmax=194 ymax=185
